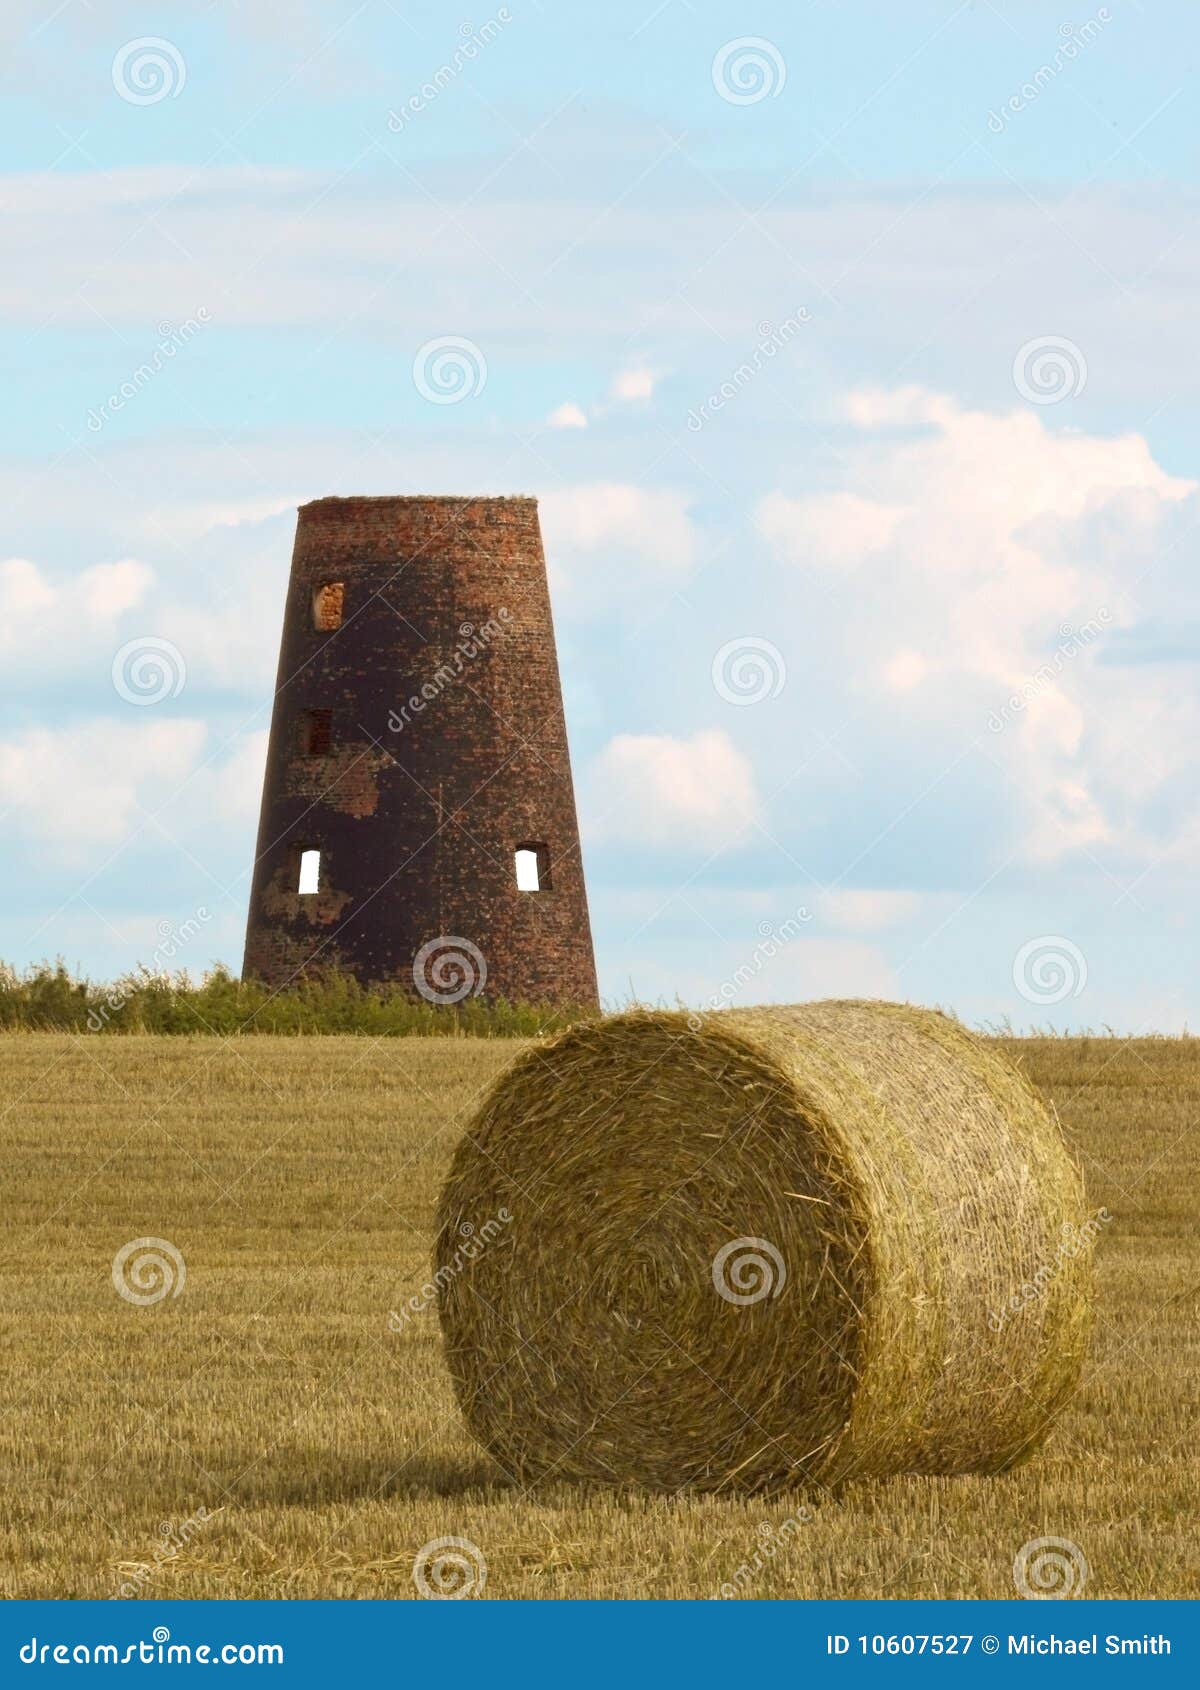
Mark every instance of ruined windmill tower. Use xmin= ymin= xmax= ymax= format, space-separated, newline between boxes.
xmin=242 ymin=496 xmax=599 ymax=1008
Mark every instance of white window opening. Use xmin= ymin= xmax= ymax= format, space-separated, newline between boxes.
xmin=515 ymin=843 xmax=550 ymax=892
xmin=298 ymin=848 xmax=322 ymax=894
xmin=514 ymin=849 xmax=540 ymax=891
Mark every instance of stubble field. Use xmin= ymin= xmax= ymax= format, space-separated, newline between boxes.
xmin=0 ymin=1029 xmax=1195 ymax=1599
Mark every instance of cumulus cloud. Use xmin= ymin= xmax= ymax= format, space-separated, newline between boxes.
xmin=756 ymin=389 xmax=1200 ymax=865
xmin=539 ymin=483 xmax=700 ymax=613
xmin=548 ymin=403 xmax=588 ymax=429
xmin=609 ymin=368 xmax=658 ymax=403
xmin=0 ymin=558 xmax=56 ymax=621
xmin=0 ymin=543 xmax=282 ymax=699
xmin=542 ymin=484 xmax=696 ymax=567
xmin=546 ymin=371 xmax=659 ymax=432
xmin=881 ymin=650 xmax=929 ymax=693
xmin=587 ymin=729 xmax=760 ymax=849
xmin=0 ymin=719 xmax=209 ymax=864
xmin=758 ymin=491 xmax=903 ymax=569
xmin=0 ymin=556 xmax=153 ymax=656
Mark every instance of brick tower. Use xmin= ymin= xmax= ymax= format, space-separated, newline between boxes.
xmin=242 ymin=495 xmax=599 ymax=1008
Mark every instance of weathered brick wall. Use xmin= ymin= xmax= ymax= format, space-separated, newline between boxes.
xmin=242 ymin=495 xmax=600 ymax=1007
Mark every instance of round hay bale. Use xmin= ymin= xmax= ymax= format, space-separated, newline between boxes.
xmin=435 ymin=1001 xmax=1093 ymax=1493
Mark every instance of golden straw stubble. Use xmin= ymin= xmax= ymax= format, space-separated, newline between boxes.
xmin=435 ymin=1001 xmax=1094 ymax=1493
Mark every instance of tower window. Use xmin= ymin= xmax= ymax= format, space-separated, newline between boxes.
xmin=312 ymin=581 xmax=345 ymax=631
xmin=298 ymin=848 xmax=321 ymax=895
xmin=298 ymin=708 xmax=333 ymax=756
xmin=515 ymin=842 xmax=551 ymax=892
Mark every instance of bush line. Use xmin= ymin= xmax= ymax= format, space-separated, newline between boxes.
xmin=0 ymin=961 xmax=593 ymax=1038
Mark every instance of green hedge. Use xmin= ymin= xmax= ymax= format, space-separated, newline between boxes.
xmin=0 ymin=962 xmax=593 ymax=1037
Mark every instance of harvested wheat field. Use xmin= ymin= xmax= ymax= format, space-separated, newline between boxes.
xmin=0 ymin=1029 xmax=1195 ymax=1599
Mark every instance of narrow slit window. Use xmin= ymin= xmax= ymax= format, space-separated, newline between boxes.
xmin=312 ymin=581 xmax=345 ymax=632
xmin=514 ymin=842 xmax=551 ymax=892
xmin=298 ymin=848 xmax=321 ymax=895
xmin=299 ymin=708 xmax=333 ymax=756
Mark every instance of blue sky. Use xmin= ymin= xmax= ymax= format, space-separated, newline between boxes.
xmin=2 ymin=0 xmax=1199 ymax=1029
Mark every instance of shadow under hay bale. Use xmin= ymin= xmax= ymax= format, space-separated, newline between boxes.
xmin=435 ymin=1000 xmax=1094 ymax=1494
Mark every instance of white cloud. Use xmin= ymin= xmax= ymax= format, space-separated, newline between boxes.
xmin=0 ymin=556 xmax=153 ymax=652
xmin=10 ymin=167 xmax=1198 ymax=424
xmin=587 ymin=729 xmax=759 ymax=849
xmin=819 ymin=889 xmax=921 ymax=932
xmin=548 ymin=402 xmax=589 ymax=429
xmin=141 ymin=495 xmax=306 ymax=546
xmin=843 ymin=387 xmax=954 ymax=429
xmin=539 ymin=483 xmax=699 ymax=613
xmin=756 ymin=389 xmax=1200 ymax=864
xmin=0 ymin=541 xmax=281 ymax=698
xmin=624 ymin=935 xmax=898 ymax=1008
xmin=0 ymin=558 xmax=56 ymax=623
xmin=740 ymin=936 xmax=898 ymax=1001
xmin=546 ymin=371 xmax=662 ymax=432
xmin=0 ymin=719 xmax=209 ymax=864
xmin=0 ymin=556 xmax=161 ymax=693
xmin=758 ymin=490 xmax=903 ymax=568
xmin=882 ymin=649 xmax=929 ymax=692
xmin=210 ymin=729 xmax=270 ymax=823
xmin=78 ymin=559 xmax=155 ymax=620
xmin=541 ymin=483 xmax=696 ymax=566
xmin=609 ymin=368 xmax=658 ymax=402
